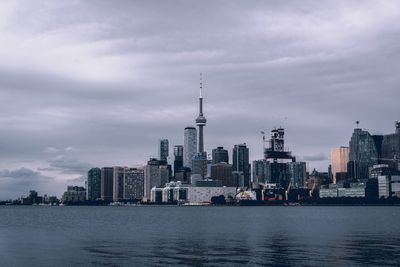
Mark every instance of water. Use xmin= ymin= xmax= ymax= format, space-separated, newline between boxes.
xmin=0 ymin=206 xmax=399 ymax=266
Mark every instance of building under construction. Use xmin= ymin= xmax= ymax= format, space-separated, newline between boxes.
xmin=253 ymin=128 xmax=306 ymax=189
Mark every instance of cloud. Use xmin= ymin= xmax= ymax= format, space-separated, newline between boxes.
xmin=302 ymin=153 xmax=328 ymax=162
xmin=0 ymin=0 xmax=399 ymax=198
xmin=44 ymin=147 xmax=59 ymax=153
xmin=0 ymin=167 xmax=52 ymax=181
xmin=47 ymin=155 xmax=93 ymax=175
xmin=0 ymin=167 xmax=55 ymax=199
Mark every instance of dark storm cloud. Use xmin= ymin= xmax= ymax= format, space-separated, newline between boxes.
xmin=0 ymin=0 xmax=399 ymax=198
xmin=0 ymin=167 xmax=55 ymax=199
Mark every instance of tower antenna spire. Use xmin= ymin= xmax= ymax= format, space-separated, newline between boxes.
xmin=200 ymin=73 xmax=202 ymax=98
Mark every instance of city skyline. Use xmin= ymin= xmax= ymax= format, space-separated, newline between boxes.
xmin=0 ymin=1 xmax=399 ymax=199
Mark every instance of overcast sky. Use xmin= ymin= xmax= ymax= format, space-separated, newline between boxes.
xmin=0 ymin=0 xmax=399 ymax=199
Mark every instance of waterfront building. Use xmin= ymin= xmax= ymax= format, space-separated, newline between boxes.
xmin=101 ymin=167 xmax=114 ymax=201
xmin=61 ymin=186 xmax=86 ymax=203
xmin=123 ymin=168 xmax=144 ymax=200
xmin=255 ymin=128 xmax=306 ymax=189
xmin=370 ymin=164 xmax=400 ymax=198
xmin=232 ymin=143 xmax=250 ymax=188
xmin=150 ymin=181 xmax=236 ymax=204
xmin=183 ymin=127 xmax=197 ymax=168
xmin=330 ymin=147 xmax=349 ymax=184
xmin=159 ymin=139 xmax=169 ymax=162
xmin=319 ymin=183 xmax=365 ymax=198
xmin=212 ymin=146 xmax=229 ymax=164
xmin=113 ymin=166 xmax=125 ymax=202
xmin=210 ymin=162 xmax=235 ymax=187
xmin=87 ymin=167 xmax=101 ymax=201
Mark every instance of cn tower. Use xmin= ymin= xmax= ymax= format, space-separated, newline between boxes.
xmin=196 ymin=74 xmax=207 ymax=154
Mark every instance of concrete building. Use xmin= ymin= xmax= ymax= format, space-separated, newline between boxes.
xmin=123 ymin=168 xmax=144 ymax=200
xmin=371 ymin=164 xmax=400 ymax=199
xmin=101 ymin=167 xmax=114 ymax=201
xmin=319 ymin=188 xmax=338 ymax=198
xmin=150 ymin=181 xmax=236 ymax=204
xmin=144 ymin=158 xmax=169 ymax=201
xmin=183 ymin=127 xmax=197 ymax=168
xmin=87 ymin=167 xmax=101 ymax=201
xmin=113 ymin=166 xmax=125 ymax=202
xmin=331 ymin=147 xmax=349 ymax=184
xmin=210 ymin=162 xmax=235 ymax=187
xmin=338 ymin=184 xmax=365 ymax=198
xmin=159 ymin=139 xmax=169 ymax=162
xmin=232 ymin=143 xmax=250 ymax=188
xmin=212 ymin=146 xmax=229 ymax=164
xmin=61 ymin=186 xmax=86 ymax=203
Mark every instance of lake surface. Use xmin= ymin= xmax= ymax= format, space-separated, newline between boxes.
xmin=0 ymin=206 xmax=399 ymax=266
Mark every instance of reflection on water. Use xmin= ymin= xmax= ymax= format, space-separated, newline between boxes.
xmin=1 ymin=206 xmax=400 ymax=266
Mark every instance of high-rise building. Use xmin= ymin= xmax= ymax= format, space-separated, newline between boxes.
xmin=159 ymin=139 xmax=169 ymax=162
xmin=173 ymin=145 xmax=183 ymax=175
xmin=191 ymin=153 xmax=207 ymax=180
xmin=123 ymin=168 xmax=144 ymax=200
xmin=349 ymin=128 xmax=379 ymax=181
xmin=331 ymin=147 xmax=349 ymax=184
xmin=144 ymin=158 xmax=169 ymax=201
xmin=381 ymin=122 xmax=400 ymax=170
xmin=210 ymin=162 xmax=235 ymax=187
xmin=232 ymin=143 xmax=251 ymax=188
xmin=252 ymin=160 xmax=269 ymax=186
xmin=113 ymin=166 xmax=125 ymax=202
xmin=183 ymin=127 xmax=197 ymax=168
xmin=254 ymin=128 xmax=306 ymax=189
xmin=196 ymin=75 xmax=207 ymax=154
xmin=287 ymin=162 xmax=307 ymax=187
xmin=87 ymin=167 xmax=101 ymax=201
xmin=212 ymin=146 xmax=229 ymax=164
xmin=101 ymin=167 xmax=113 ymax=201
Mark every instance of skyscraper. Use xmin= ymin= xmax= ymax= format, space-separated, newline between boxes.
xmin=196 ymin=74 xmax=207 ymax=154
xmin=113 ymin=166 xmax=125 ymax=202
xmin=159 ymin=139 xmax=169 ymax=162
xmin=144 ymin=158 xmax=169 ymax=201
xmin=349 ymin=128 xmax=379 ymax=180
xmin=101 ymin=167 xmax=113 ymax=201
xmin=232 ymin=143 xmax=250 ymax=188
xmin=210 ymin=162 xmax=235 ymax=187
xmin=191 ymin=152 xmax=207 ymax=180
xmin=173 ymin=145 xmax=183 ymax=175
xmin=123 ymin=168 xmax=144 ymax=200
xmin=87 ymin=167 xmax=101 ymax=201
xmin=212 ymin=146 xmax=229 ymax=164
xmin=330 ymin=147 xmax=349 ymax=184
xmin=287 ymin=162 xmax=307 ymax=187
xmin=381 ymin=122 xmax=400 ymax=170
xmin=183 ymin=126 xmax=197 ymax=168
